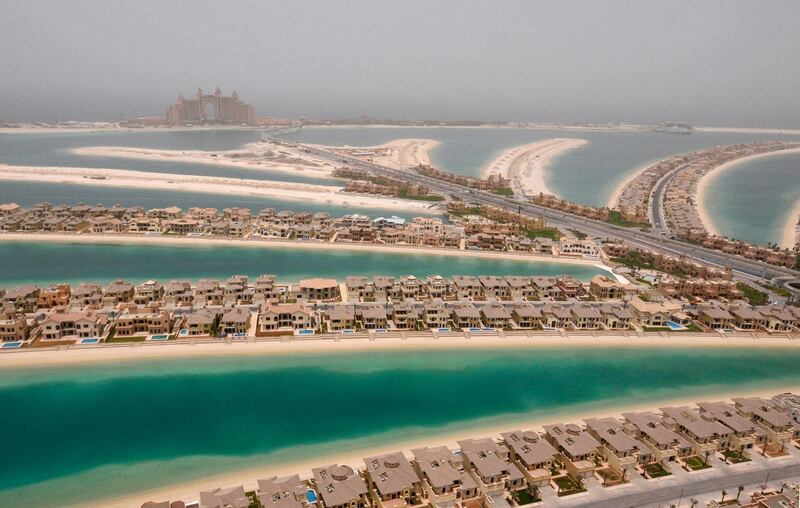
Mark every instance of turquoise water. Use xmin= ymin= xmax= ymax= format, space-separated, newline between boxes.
xmin=0 ymin=241 xmax=606 ymax=287
xmin=703 ymin=151 xmax=800 ymax=245
xmin=0 ymin=181 xmax=440 ymax=219
xmin=2 ymin=347 xmax=800 ymax=507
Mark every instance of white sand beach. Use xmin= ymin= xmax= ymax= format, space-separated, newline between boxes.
xmin=0 ymin=232 xmax=614 ymax=271
xmin=73 ymin=142 xmax=338 ymax=179
xmin=605 ymin=161 xmax=654 ymax=209
xmin=0 ymin=164 xmax=439 ymax=213
xmin=317 ymin=138 xmax=440 ymax=170
xmin=13 ymin=334 xmax=786 ymax=508
xmin=482 ymin=138 xmax=587 ymax=197
xmin=780 ymin=198 xmax=800 ymax=249
xmin=696 ymin=147 xmax=800 ymax=242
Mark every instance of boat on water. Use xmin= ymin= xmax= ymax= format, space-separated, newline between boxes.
xmin=652 ymin=121 xmax=694 ymax=134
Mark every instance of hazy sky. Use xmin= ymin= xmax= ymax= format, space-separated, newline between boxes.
xmin=2 ymin=0 xmax=799 ymax=127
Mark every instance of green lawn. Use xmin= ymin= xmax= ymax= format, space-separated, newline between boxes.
xmin=491 ymin=188 xmax=515 ymax=196
xmin=684 ymin=456 xmax=712 ymax=471
xmin=606 ymin=211 xmax=651 ymax=228
xmin=106 ymin=335 xmax=148 ymax=343
xmin=643 ymin=462 xmax=671 ymax=478
xmin=567 ymin=228 xmax=588 ymax=240
xmin=723 ymin=449 xmax=750 ymax=464
xmin=525 ymin=228 xmax=562 ymax=240
xmin=513 ymin=488 xmax=539 ymax=505
xmin=736 ymin=282 xmax=769 ymax=305
xmin=553 ymin=476 xmax=585 ymax=496
xmin=396 ymin=190 xmax=445 ymax=201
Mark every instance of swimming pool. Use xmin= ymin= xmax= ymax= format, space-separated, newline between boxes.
xmin=296 ymin=329 xmax=315 ymax=336
xmin=148 ymin=334 xmax=169 ymax=341
xmin=666 ymin=321 xmax=686 ymax=331
xmin=1 ymin=341 xmax=22 ymax=349
xmin=306 ymin=489 xmax=318 ymax=503
xmin=77 ymin=338 xmax=100 ymax=345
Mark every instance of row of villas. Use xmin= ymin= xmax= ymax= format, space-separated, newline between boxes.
xmin=4 ymin=274 xmax=800 ymax=342
xmin=0 ymin=202 xmax=575 ymax=254
xmin=144 ymin=394 xmax=800 ymax=508
xmin=659 ymin=142 xmax=800 ymax=269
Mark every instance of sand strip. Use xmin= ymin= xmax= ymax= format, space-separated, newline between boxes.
xmin=73 ymin=143 xmax=338 ymax=179
xmin=696 ymin=147 xmax=800 ymax=242
xmin=781 ymin=198 xmax=800 ymax=249
xmin=482 ymin=138 xmax=587 ymax=197
xmin=0 ymin=164 xmax=438 ymax=213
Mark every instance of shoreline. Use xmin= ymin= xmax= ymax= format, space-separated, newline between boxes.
xmin=3 ymin=333 xmax=800 ymax=370
xmin=81 ymin=371 xmax=799 ymax=508
xmin=0 ymin=164 xmax=438 ymax=213
xmin=481 ymin=138 xmax=587 ymax=196
xmin=696 ymin=147 xmax=800 ymax=244
xmin=781 ymin=198 xmax=800 ymax=249
xmin=72 ymin=143 xmax=338 ymax=180
xmin=0 ymin=231 xmax=613 ymax=270
xmin=605 ymin=159 xmax=657 ymax=209
xmin=329 ymin=138 xmax=441 ymax=169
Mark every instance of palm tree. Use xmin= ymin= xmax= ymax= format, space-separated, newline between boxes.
xmin=690 ymin=498 xmax=699 ymax=508
xmin=780 ymin=482 xmax=788 ymax=494
xmin=736 ymin=485 xmax=744 ymax=501
xmin=720 ymin=489 xmax=727 ymax=503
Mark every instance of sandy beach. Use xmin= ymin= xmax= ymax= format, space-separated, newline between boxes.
xmin=696 ymin=147 xmax=800 ymax=243
xmin=318 ymin=138 xmax=440 ymax=170
xmin=0 ymin=232 xmax=616 ymax=272
xmin=482 ymin=138 xmax=587 ymax=197
xmin=781 ymin=198 xmax=800 ymax=249
xmin=72 ymin=142 xmax=338 ymax=179
xmin=0 ymin=164 xmax=439 ymax=213
xmin=605 ymin=160 xmax=655 ymax=209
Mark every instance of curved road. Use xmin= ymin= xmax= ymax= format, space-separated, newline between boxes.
xmin=288 ymin=140 xmax=800 ymax=287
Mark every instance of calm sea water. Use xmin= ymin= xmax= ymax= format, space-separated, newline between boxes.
xmin=1 ymin=347 xmax=800 ymax=507
xmin=0 ymin=241 xmax=606 ymax=287
xmin=703 ymin=151 xmax=800 ymax=245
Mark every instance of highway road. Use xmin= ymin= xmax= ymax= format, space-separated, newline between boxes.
xmin=282 ymin=139 xmax=800 ymax=290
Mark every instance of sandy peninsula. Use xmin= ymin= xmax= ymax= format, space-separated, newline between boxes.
xmin=0 ymin=164 xmax=439 ymax=213
xmin=318 ymin=138 xmax=440 ymax=170
xmin=25 ymin=334 xmax=789 ymax=508
xmin=605 ymin=160 xmax=656 ymax=209
xmin=696 ymin=147 xmax=800 ymax=245
xmin=73 ymin=141 xmax=339 ymax=179
xmin=482 ymin=138 xmax=587 ymax=197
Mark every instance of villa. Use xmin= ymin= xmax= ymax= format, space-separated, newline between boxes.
xmin=659 ymin=406 xmax=733 ymax=457
xmin=199 ymin=486 xmax=249 ymax=508
xmin=543 ymin=423 xmax=600 ymax=480
xmin=312 ymin=465 xmax=371 ymax=508
xmin=584 ymin=417 xmax=653 ymax=477
xmin=697 ymin=401 xmax=766 ymax=453
xmin=257 ymin=475 xmax=309 ymax=508
xmin=298 ymin=278 xmax=340 ymax=302
xmin=457 ymin=438 xmax=527 ymax=495
xmin=363 ymin=452 xmax=423 ymax=507
xmin=621 ymin=411 xmax=694 ymax=464
xmin=41 ymin=309 xmax=103 ymax=340
xmin=410 ymin=446 xmax=479 ymax=506
xmin=733 ymin=397 xmax=795 ymax=453
xmin=258 ymin=304 xmax=313 ymax=334
xmin=500 ymin=430 xmax=558 ymax=487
